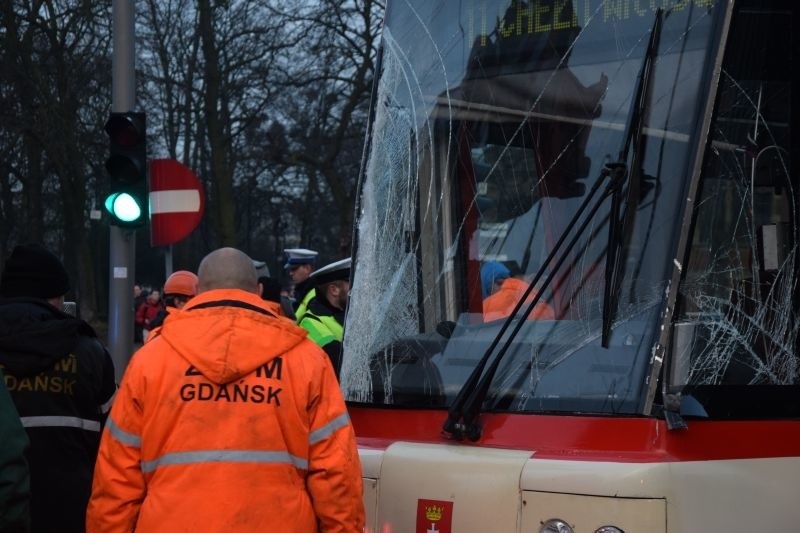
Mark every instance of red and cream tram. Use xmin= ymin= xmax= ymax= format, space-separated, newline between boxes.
xmin=341 ymin=1 xmax=800 ymax=531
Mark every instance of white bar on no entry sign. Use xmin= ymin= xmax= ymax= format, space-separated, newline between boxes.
xmin=150 ymin=190 xmax=201 ymax=214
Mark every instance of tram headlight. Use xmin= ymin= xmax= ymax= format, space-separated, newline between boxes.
xmin=595 ymin=527 xmax=625 ymax=533
xmin=540 ymin=519 xmax=574 ymax=533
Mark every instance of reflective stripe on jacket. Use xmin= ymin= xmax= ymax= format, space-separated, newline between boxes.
xmin=86 ymin=289 xmax=364 ymax=532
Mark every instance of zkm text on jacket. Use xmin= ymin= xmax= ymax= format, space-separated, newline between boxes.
xmin=1 ymin=355 xmax=78 ymax=394
xmin=179 ymin=357 xmax=283 ymax=405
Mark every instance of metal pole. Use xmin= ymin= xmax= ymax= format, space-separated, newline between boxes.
xmin=108 ymin=0 xmax=136 ymax=381
xmin=165 ymin=245 xmax=174 ymax=279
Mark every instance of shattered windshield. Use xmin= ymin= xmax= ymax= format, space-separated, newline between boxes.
xmin=342 ymin=0 xmax=727 ymax=414
xmin=670 ymin=0 xmax=800 ymax=418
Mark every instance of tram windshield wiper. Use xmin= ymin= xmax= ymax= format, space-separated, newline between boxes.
xmin=441 ymin=169 xmax=619 ymax=441
xmin=602 ymin=8 xmax=663 ymax=348
xmin=441 ymin=10 xmax=664 ymax=442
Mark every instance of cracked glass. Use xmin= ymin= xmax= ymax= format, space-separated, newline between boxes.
xmin=671 ymin=0 xmax=799 ymax=418
xmin=342 ymin=0 xmax=798 ymax=418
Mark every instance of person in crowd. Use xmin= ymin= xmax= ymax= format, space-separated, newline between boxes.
xmin=253 ymin=259 xmax=295 ymax=319
xmin=483 ymin=263 xmax=555 ymax=322
xmin=87 ymin=247 xmax=364 ymax=532
xmin=0 ymin=243 xmax=116 ymax=533
xmin=259 ymin=276 xmax=296 ymax=319
xmin=144 ymin=270 xmax=198 ymax=341
xmin=283 ymin=247 xmax=318 ymax=321
xmin=281 ymin=286 xmax=292 ymax=300
xmin=132 ymin=284 xmax=146 ymax=343
xmin=480 ymin=261 xmax=510 ymax=299
xmin=135 ymin=289 xmax=163 ymax=339
xmin=297 ymin=258 xmax=351 ymax=375
xmin=0 ymin=368 xmax=30 ymax=533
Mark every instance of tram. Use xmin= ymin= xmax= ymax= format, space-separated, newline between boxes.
xmin=341 ymin=0 xmax=800 ymax=531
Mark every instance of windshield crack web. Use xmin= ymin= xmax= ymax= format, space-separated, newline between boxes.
xmin=342 ymin=3 xmax=630 ymax=402
xmin=676 ymin=69 xmax=798 ymax=387
xmin=342 ymin=26 xmax=433 ymax=400
xmin=342 ymin=1 xmax=799 ymax=408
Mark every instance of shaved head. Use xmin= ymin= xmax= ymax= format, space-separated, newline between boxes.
xmin=197 ymin=248 xmax=259 ymax=294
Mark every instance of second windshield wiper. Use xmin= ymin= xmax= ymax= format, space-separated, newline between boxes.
xmin=603 ymin=7 xmax=663 ymax=348
xmin=442 ymin=9 xmax=664 ymax=442
xmin=441 ymin=166 xmax=622 ymax=441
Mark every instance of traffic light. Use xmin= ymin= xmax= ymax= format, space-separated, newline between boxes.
xmin=104 ymin=112 xmax=147 ymax=227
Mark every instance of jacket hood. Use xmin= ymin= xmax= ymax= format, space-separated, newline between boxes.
xmin=158 ymin=289 xmax=308 ymax=385
xmin=0 ymin=298 xmax=93 ymax=377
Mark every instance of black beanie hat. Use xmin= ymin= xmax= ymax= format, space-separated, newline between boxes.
xmin=0 ymin=244 xmax=71 ymax=299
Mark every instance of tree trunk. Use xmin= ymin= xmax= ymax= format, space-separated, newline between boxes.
xmin=198 ymin=0 xmax=236 ymax=246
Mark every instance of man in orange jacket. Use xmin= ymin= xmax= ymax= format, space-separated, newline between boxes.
xmin=87 ymin=247 xmax=364 ymax=532
xmin=483 ymin=270 xmax=555 ymax=322
xmin=144 ymin=269 xmax=198 ymax=341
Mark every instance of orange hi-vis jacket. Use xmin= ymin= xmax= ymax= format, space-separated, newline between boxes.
xmin=86 ymin=289 xmax=364 ymax=532
xmin=483 ymin=277 xmax=556 ymax=322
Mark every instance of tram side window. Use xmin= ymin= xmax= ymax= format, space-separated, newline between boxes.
xmin=676 ymin=2 xmax=798 ymax=388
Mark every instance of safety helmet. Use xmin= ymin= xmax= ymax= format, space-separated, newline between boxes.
xmin=163 ymin=270 xmax=198 ymax=297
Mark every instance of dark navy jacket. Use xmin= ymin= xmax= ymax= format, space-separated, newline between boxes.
xmin=0 ymin=298 xmax=116 ymax=533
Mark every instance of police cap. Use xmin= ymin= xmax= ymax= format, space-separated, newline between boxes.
xmin=283 ymin=248 xmax=318 ymax=270
xmin=309 ymin=257 xmax=351 ymax=286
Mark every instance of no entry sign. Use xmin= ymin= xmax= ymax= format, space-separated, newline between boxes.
xmin=149 ymin=159 xmax=205 ymax=247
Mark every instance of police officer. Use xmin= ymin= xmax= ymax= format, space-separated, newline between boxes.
xmin=297 ymin=258 xmax=351 ymax=375
xmin=283 ymin=248 xmax=318 ymax=321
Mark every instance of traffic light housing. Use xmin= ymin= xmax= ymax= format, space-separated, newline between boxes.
xmin=104 ymin=112 xmax=148 ymax=227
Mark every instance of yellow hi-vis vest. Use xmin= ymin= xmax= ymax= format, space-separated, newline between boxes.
xmin=294 ymin=288 xmax=316 ymax=324
xmin=299 ymin=311 xmax=343 ymax=350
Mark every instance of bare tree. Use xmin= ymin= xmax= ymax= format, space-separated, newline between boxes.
xmin=264 ymin=0 xmax=383 ymax=257
xmin=0 ymin=0 xmax=385 ymax=314
xmin=0 ymin=0 xmax=112 ymax=320
xmin=140 ymin=0 xmax=308 ymax=250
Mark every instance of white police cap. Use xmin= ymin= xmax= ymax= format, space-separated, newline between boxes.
xmin=283 ymin=248 xmax=318 ymax=270
xmin=309 ymin=257 xmax=351 ymax=286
